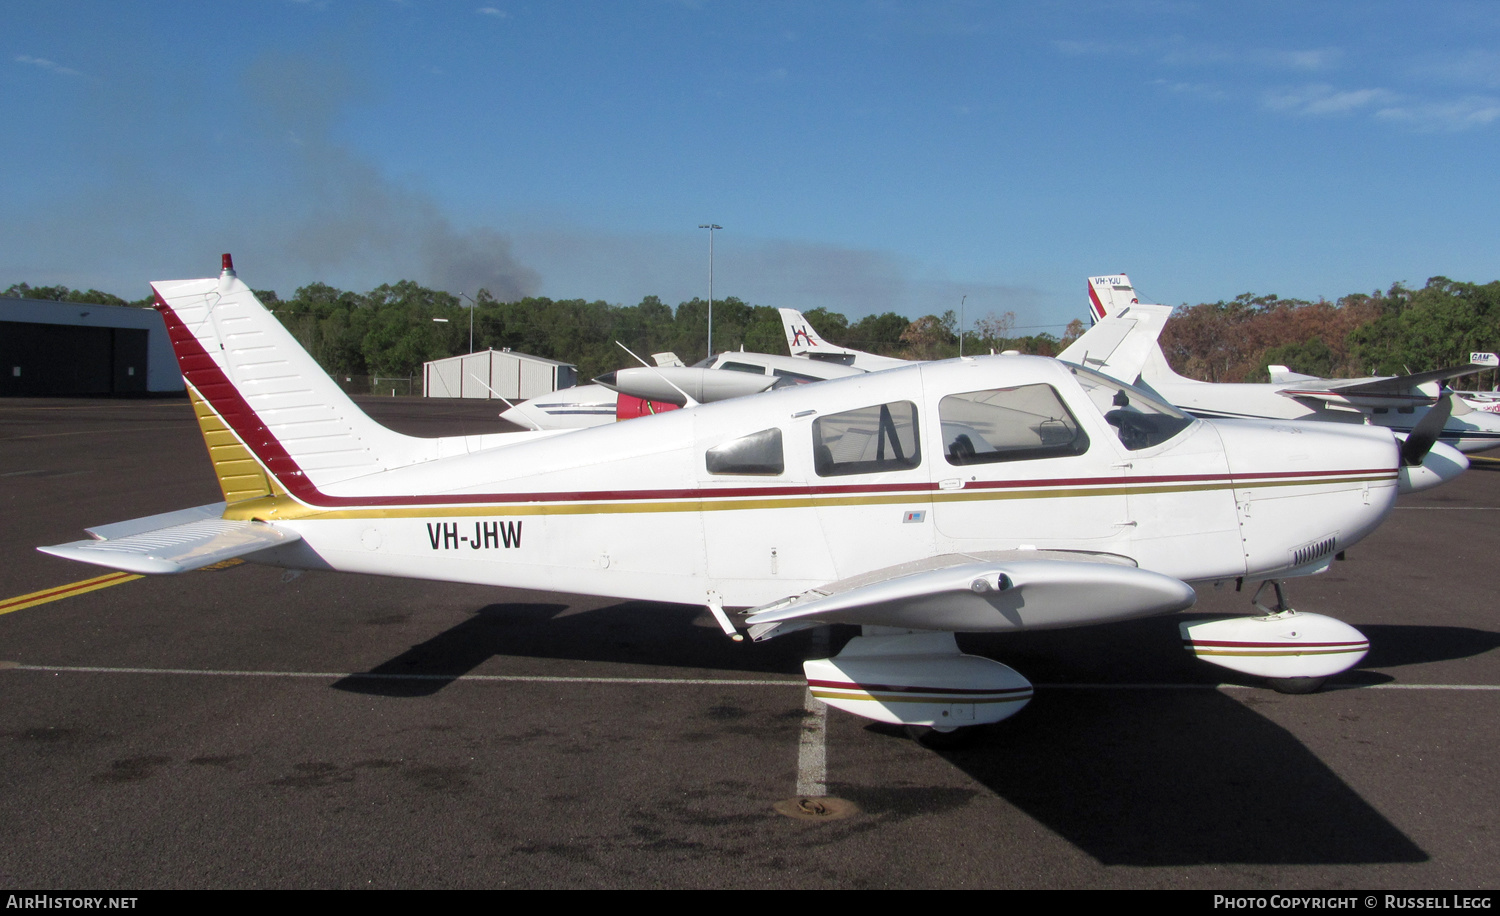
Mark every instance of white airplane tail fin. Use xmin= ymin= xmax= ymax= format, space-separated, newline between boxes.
xmin=779 ymin=308 xmax=850 ymax=357
xmin=152 ymin=255 xmax=431 ymax=504
xmin=1086 ymin=274 xmax=1138 ymax=324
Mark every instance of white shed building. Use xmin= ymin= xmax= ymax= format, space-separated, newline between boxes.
xmin=423 ymin=349 xmax=577 ymax=400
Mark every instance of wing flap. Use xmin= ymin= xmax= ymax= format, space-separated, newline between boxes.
xmin=744 ymin=553 xmax=1195 ymax=640
xmin=40 ymin=517 xmax=299 ymax=574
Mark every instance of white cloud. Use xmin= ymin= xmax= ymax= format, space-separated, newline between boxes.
xmin=1262 ymin=83 xmax=1397 ymax=116
xmin=1260 ymin=82 xmax=1500 ymax=132
xmin=1053 ymin=39 xmax=1142 ymax=58
xmin=1152 ymin=78 xmax=1228 ymax=101
xmin=14 ymin=54 xmax=81 ymax=77
xmin=1375 ymin=96 xmax=1500 ymax=132
xmin=1156 ymin=42 xmax=1341 ymax=72
xmin=1407 ymin=49 xmax=1500 ymax=90
xmin=477 ymin=6 xmax=509 ymax=17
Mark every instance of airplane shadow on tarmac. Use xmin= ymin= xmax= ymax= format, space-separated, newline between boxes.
xmin=856 ymin=687 xmax=1430 ymax=867
xmin=329 ymin=600 xmax=817 ymax=698
xmin=322 ymin=602 xmax=1485 ymax=866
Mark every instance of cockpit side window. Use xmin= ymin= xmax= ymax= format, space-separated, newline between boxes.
xmin=939 ymin=385 xmax=1089 ymax=465
xmin=1068 ymin=365 xmax=1194 ymax=451
xmin=812 ymin=401 xmax=921 ymax=477
xmin=706 ymin=428 xmax=785 ymax=475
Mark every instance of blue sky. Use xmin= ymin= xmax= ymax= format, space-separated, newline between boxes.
xmin=4 ymin=1 xmax=1499 ymax=334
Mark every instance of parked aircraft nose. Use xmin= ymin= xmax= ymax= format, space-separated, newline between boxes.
xmin=1397 ymin=441 xmax=1468 ymax=494
xmin=1214 ymin=419 xmax=1400 ymax=578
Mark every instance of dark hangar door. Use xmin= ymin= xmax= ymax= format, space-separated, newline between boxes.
xmin=0 ymin=321 xmax=149 ymax=396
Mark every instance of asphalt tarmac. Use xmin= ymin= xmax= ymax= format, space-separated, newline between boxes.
xmin=1 ymin=396 xmax=1496 ymax=889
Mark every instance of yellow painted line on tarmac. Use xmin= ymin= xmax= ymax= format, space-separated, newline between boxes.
xmin=2 ymin=559 xmax=249 ymax=617
xmin=0 ymin=571 xmax=144 ymax=616
xmin=1469 ymin=455 xmax=1500 ymax=467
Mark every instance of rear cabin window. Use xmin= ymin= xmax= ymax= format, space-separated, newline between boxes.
xmin=812 ymin=401 xmax=921 ymax=477
xmin=939 ymin=385 xmax=1089 ymax=465
xmin=720 ymin=362 xmax=767 ymax=374
xmin=772 ymin=368 xmax=822 ymax=384
xmin=706 ymin=428 xmax=784 ymax=475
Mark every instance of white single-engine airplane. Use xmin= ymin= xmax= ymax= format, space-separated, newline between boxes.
xmin=1069 ymin=275 xmax=1500 ymax=455
xmin=38 ymin=257 xmax=1466 ymax=745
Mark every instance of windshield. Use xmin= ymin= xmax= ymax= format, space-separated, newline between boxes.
xmin=1064 ymin=363 xmax=1195 ymax=451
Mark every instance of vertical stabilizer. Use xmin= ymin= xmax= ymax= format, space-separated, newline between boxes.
xmin=152 ymin=260 xmax=430 ymax=498
xmin=779 ymin=308 xmax=848 ymax=357
xmin=1086 ymin=275 xmax=1137 ymax=324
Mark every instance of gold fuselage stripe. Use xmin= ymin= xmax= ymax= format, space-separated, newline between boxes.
xmin=219 ymin=472 xmax=1395 ymax=523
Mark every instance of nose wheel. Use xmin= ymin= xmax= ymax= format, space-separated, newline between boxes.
xmin=1267 ymin=675 xmax=1327 ymax=694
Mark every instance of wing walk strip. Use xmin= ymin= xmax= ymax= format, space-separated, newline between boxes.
xmin=5 ymin=665 xmax=1497 ymax=691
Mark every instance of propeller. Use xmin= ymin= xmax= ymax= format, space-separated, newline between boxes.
xmin=1400 ymin=390 xmax=1454 ymax=467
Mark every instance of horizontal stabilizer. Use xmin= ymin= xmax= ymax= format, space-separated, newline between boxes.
xmin=745 ymin=552 xmax=1195 ymax=639
xmin=1057 ymin=303 xmax=1174 ymax=385
xmin=40 ymin=515 xmax=299 ymax=575
xmin=84 ymin=502 xmax=227 ymax=540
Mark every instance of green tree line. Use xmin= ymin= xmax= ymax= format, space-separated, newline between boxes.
xmin=7 ymin=275 xmax=1497 ymax=388
xmin=1158 ymin=277 xmax=1500 ymax=386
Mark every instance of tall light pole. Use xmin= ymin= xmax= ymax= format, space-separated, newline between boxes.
xmin=958 ymin=294 xmax=967 ymax=357
xmin=698 ymin=224 xmax=721 ymax=359
xmin=457 ymin=292 xmax=477 ymax=354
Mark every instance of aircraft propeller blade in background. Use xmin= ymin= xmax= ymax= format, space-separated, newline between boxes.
xmin=1400 ymin=391 xmax=1454 ymax=467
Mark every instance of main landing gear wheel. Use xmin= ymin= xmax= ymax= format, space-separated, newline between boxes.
xmin=905 ymin=724 xmax=982 ymax=750
xmin=1267 ymin=676 xmax=1327 ymax=695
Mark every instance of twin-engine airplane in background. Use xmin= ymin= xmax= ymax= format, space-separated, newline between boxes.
xmin=1072 ymin=275 xmax=1500 ymax=455
xmin=39 ymin=257 xmax=1466 ymax=745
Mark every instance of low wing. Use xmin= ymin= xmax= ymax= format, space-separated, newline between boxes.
xmin=743 ymin=550 xmax=1195 ymax=641
xmin=1267 ymin=365 xmax=1320 ymax=385
xmin=1277 ymin=364 xmax=1492 ymax=408
xmin=39 ymin=503 xmax=299 ymax=574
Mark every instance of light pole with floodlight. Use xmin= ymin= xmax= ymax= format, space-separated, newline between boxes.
xmin=457 ymin=293 xmax=477 ymax=354
xmin=698 ymin=224 xmax=721 ymax=359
